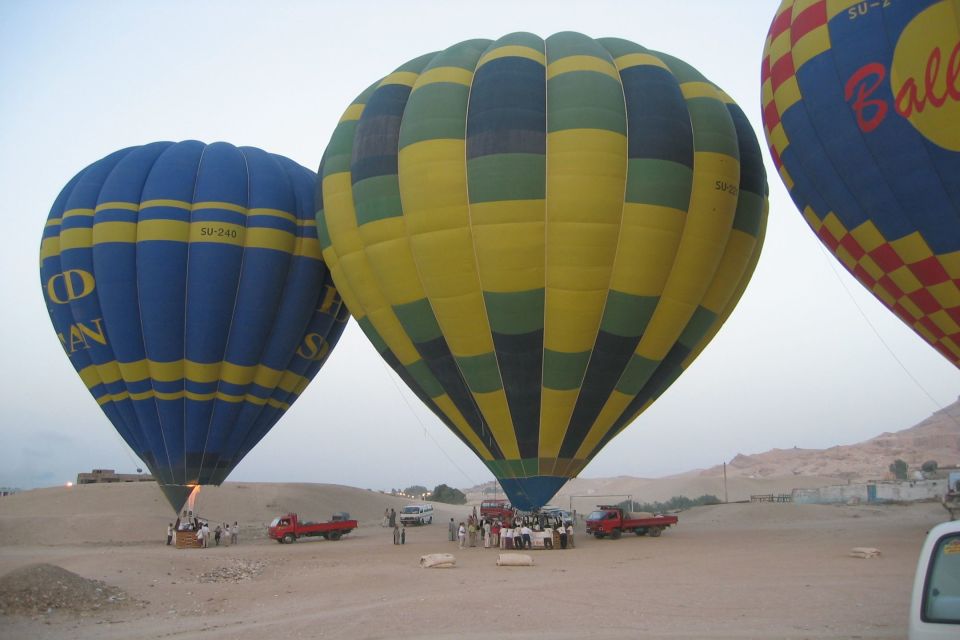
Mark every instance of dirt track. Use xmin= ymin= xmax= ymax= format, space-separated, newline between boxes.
xmin=0 ymin=483 xmax=949 ymax=639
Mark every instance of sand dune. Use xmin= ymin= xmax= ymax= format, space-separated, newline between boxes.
xmin=0 ymin=479 xmax=953 ymax=639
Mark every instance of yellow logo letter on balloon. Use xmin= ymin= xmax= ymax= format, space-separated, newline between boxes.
xmin=39 ymin=142 xmax=348 ymax=512
xmin=317 ymin=33 xmax=768 ymax=510
xmin=762 ymin=0 xmax=960 ymax=366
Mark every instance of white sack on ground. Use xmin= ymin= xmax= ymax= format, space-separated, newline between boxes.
xmin=497 ymin=553 xmax=534 ymax=566
xmin=420 ymin=553 xmax=456 ymax=568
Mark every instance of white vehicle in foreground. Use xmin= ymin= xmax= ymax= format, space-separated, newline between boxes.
xmin=909 ymin=520 xmax=960 ymax=639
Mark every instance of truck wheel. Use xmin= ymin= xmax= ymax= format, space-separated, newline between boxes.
xmin=328 ymin=531 xmax=342 ymax=541
xmin=649 ymin=527 xmax=662 ymax=537
xmin=635 ymin=528 xmax=645 ymax=536
xmin=611 ymin=528 xmax=622 ymax=540
xmin=594 ymin=532 xmax=604 ymax=539
xmin=283 ymin=533 xmax=295 ymax=544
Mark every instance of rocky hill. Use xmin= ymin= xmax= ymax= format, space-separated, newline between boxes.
xmin=464 ymin=398 xmax=960 ymax=504
xmin=694 ymin=398 xmax=960 ymax=481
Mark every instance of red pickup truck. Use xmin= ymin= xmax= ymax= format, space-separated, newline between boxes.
xmin=585 ymin=506 xmax=678 ymax=539
xmin=268 ymin=512 xmax=358 ymax=543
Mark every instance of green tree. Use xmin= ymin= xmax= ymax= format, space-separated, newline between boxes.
xmin=403 ymin=485 xmax=430 ymax=497
xmin=618 ymin=494 xmax=720 ymax=513
xmin=431 ymin=484 xmax=467 ymax=505
xmin=921 ymin=460 xmax=938 ymax=473
xmin=889 ymin=459 xmax=909 ymax=480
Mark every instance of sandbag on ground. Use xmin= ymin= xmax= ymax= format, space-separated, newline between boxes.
xmin=420 ymin=553 xmax=456 ymax=568
xmin=497 ymin=553 xmax=534 ymax=566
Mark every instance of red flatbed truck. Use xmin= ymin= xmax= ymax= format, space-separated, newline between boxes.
xmin=585 ymin=505 xmax=678 ymax=539
xmin=268 ymin=512 xmax=358 ymax=543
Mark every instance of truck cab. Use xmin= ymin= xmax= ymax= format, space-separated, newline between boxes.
xmin=480 ymin=499 xmax=513 ymax=521
xmin=910 ymin=520 xmax=960 ymax=639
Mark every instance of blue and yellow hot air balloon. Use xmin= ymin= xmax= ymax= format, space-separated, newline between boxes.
xmin=762 ymin=0 xmax=960 ymax=366
xmin=317 ymin=32 xmax=768 ymax=510
xmin=40 ymin=141 xmax=347 ymax=512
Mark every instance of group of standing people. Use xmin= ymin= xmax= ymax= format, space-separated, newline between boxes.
xmin=168 ymin=511 xmax=239 ymax=548
xmin=383 ymin=508 xmax=408 ymax=545
xmin=382 ymin=508 xmax=396 ymax=528
xmin=450 ymin=514 xmax=574 ymax=551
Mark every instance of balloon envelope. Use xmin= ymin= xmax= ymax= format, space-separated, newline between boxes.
xmin=40 ymin=141 xmax=347 ymax=512
xmin=317 ymin=33 xmax=768 ymax=510
xmin=762 ymin=0 xmax=960 ymax=366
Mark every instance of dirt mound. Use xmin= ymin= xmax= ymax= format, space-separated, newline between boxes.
xmin=197 ymin=559 xmax=265 ymax=583
xmin=0 ymin=563 xmax=133 ymax=616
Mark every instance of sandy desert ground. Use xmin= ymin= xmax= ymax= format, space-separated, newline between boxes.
xmin=0 ymin=480 xmax=952 ymax=640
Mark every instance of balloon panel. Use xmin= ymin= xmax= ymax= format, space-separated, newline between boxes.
xmin=318 ymin=33 xmax=768 ymax=510
xmin=40 ymin=141 xmax=348 ymax=510
xmin=761 ymin=0 xmax=960 ymax=367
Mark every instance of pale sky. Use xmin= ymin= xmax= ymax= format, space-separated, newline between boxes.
xmin=2 ymin=0 xmax=958 ymax=493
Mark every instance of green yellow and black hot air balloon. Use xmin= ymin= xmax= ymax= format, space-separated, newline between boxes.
xmin=317 ymin=32 xmax=768 ymax=510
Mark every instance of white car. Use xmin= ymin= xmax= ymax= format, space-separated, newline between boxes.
xmin=399 ymin=504 xmax=433 ymax=525
xmin=909 ymin=519 xmax=960 ymax=639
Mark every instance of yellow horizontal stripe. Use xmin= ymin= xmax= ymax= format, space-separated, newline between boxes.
xmin=52 ymin=226 xmax=309 ymax=261
xmin=414 ymin=66 xmax=473 ymax=89
xmin=187 ymin=221 xmax=247 ymax=247
xmin=58 ymin=227 xmax=92 ymax=251
xmin=681 ymin=81 xmax=721 ymax=101
xmin=97 ymin=388 xmax=290 ymax=410
xmin=546 ymin=55 xmax=619 ymax=81
xmin=79 ymin=358 xmax=306 ymax=394
xmin=295 ymin=237 xmax=323 ymax=260
xmin=39 ymin=237 xmax=60 ymax=261
xmin=95 ymin=201 xmax=139 ymax=213
xmin=138 ymin=219 xmax=190 ymax=242
xmin=245 ymin=227 xmax=295 ymax=252
xmin=78 ymin=364 xmax=103 ymax=389
xmin=379 ymin=70 xmax=418 ymax=88
xmin=192 ymin=201 xmax=247 ymax=214
xmin=478 ymin=45 xmax=545 ymax=68
xmin=62 ymin=208 xmax=94 ymax=219
xmin=141 ymin=199 xmax=191 ymax=211
xmin=104 ymin=198 xmax=298 ymax=222
xmin=184 ymin=361 xmax=222 ymax=384
xmin=249 ymin=208 xmax=297 ymax=224
xmin=45 ymin=218 xmax=62 ymax=227
xmin=613 ymin=52 xmax=670 ymax=73
xmin=93 ymin=221 xmax=137 ymax=243
xmin=714 ymin=89 xmax=735 ymax=105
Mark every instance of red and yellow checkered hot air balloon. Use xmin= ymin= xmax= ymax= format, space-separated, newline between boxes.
xmin=762 ymin=0 xmax=960 ymax=366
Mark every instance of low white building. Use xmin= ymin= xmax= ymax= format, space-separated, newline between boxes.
xmin=793 ymin=479 xmax=948 ymax=504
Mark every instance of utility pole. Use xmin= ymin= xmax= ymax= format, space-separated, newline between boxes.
xmin=723 ymin=462 xmax=728 ymax=504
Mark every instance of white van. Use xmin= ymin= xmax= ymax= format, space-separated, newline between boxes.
xmin=909 ymin=519 xmax=960 ymax=639
xmin=399 ymin=504 xmax=433 ymax=526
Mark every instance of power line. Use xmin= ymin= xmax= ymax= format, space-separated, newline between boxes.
xmin=376 ymin=357 xmax=477 ymax=487
xmin=816 ymin=241 xmax=957 ymax=425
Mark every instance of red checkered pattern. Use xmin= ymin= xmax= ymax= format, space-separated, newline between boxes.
xmin=811 ymin=215 xmax=960 ymax=363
